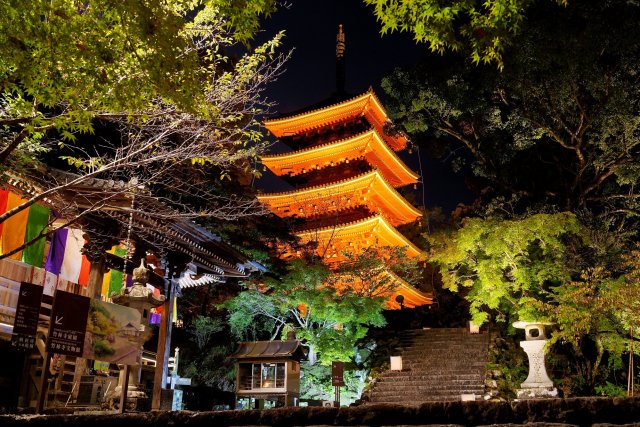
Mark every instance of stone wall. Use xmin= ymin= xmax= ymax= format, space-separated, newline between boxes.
xmin=2 ymin=397 xmax=640 ymax=426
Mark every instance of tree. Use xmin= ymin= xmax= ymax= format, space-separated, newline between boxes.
xmin=428 ymin=212 xmax=580 ymax=325
xmin=333 ymin=246 xmax=423 ymax=299
xmin=225 ymin=257 xmax=389 ymax=366
xmin=541 ymin=268 xmax=636 ymax=390
xmin=381 ymin=0 xmax=640 ymax=233
xmin=189 ymin=315 xmax=225 ymax=351
xmin=363 ymin=0 xmax=568 ymax=68
xmin=0 ymin=0 xmax=287 ymax=257
xmin=181 ymin=314 xmax=236 ymax=389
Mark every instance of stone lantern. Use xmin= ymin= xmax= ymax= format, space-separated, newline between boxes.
xmin=110 ymin=259 xmax=166 ymax=407
xmin=513 ymin=321 xmax=558 ymax=399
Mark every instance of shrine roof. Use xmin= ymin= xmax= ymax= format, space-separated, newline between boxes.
xmin=261 ymin=128 xmax=419 ymax=187
xmin=7 ymin=168 xmax=260 ymax=279
xmin=264 ymin=89 xmax=408 ymax=151
xmin=228 ymin=340 xmax=306 ymax=361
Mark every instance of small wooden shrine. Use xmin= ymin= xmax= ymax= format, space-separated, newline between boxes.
xmin=228 ymin=340 xmax=305 ymax=409
xmin=259 ymin=26 xmax=432 ymax=309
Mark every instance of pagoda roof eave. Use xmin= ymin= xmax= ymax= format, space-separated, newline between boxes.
xmin=261 ymin=128 xmax=419 ymax=186
xmin=295 ymin=214 xmax=424 ymax=259
xmin=264 ymin=89 xmax=408 ymax=150
xmin=257 ymin=170 xmax=422 ymax=226
xmin=385 ymin=272 xmax=433 ymax=309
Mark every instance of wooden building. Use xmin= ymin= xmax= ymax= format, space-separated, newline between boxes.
xmin=0 ymin=170 xmax=260 ymax=412
xmin=258 ymin=26 xmax=432 ymax=309
xmin=228 ymin=340 xmax=305 ymax=409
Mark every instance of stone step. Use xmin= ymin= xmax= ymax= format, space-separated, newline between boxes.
xmin=380 ymin=373 xmax=484 ymax=380
xmin=362 ymin=328 xmax=491 ymax=405
xmin=371 ymin=394 xmax=480 ymax=406
xmin=398 ymin=342 xmax=488 ymax=349
xmin=400 ymin=363 xmax=486 ymax=371
xmin=372 ymin=383 xmax=485 ymax=390
xmin=371 ymin=389 xmax=485 ymax=396
xmin=398 ymin=357 xmax=488 ymax=364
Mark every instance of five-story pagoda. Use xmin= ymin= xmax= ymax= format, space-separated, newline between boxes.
xmin=259 ymin=26 xmax=431 ymax=309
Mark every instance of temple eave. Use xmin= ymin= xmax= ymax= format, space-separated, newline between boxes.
xmin=257 ymin=171 xmax=422 ymax=226
xmin=261 ymin=128 xmax=419 ymax=186
xmin=264 ymin=91 xmax=408 ymax=151
xmin=294 ymin=214 xmax=424 ymax=259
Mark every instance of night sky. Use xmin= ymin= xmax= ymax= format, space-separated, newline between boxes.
xmin=255 ymin=0 xmax=474 ymax=214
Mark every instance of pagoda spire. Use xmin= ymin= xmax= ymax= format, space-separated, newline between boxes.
xmin=336 ymin=24 xmax=346 ymax=94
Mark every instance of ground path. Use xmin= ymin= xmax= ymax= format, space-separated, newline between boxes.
xmin=3 ymin=397 xmax=640 ymax=426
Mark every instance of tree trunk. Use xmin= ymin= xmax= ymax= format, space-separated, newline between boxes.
xmin=307 ymin=346 xmax=317 ymax=366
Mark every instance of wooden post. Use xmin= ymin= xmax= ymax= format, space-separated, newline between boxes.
xmin=86 ymin=259 xmax=105 ymax=300
xmin=119 ymin=365 xmax=130 ymax=414
xmin=71 ymin=259 xmax=106 ymax=401
xmin=151 ymin=281 xmax=173 ymax=410
xmin=35 ymin=353 xmax=51 ymax=414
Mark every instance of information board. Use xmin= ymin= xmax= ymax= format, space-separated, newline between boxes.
xmin=331 ymin=361 xmax=345 ymax=386
xmin=11 ymin=282 xmax=43 ymax=350
xmin=46 ymin=290 xmax=90 ymax=357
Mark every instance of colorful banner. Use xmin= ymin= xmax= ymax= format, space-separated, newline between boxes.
xmin=101 ymin=246 xmax=127 ymax=298
xmin=83 ymin=298 xmax=141 ymax=365
xmin=22 ymin=204 xmax=49 ymax=267
xmin=2 ymin=192 xmax=29 ymax=260
xmin=0 ymin=191 xmax=50 ymax=267
xmin=0 ymin=190 xmax=9 ymax=237
xmin=45 ymin=228 xmax=90 ymax=287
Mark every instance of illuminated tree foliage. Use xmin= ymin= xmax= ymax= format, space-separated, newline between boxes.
xmin=428 ymin=212 xmax=580 ymax=325
xmin=0 ymin=0 xmax=286 ymax=258
xmin=363 ymin=0 xmax=568 ymax=68
xmin=382 ymin=0 xmax=640 ymax=232
xmin=225 ymin=256 xmax=393 ymax=366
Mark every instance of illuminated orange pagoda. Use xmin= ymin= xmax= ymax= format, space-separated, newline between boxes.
xmin=259 ymin=26 xmax=431 ymax=309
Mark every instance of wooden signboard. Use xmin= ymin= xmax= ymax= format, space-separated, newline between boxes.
xmin=331 ymin=361 xmax=345 ymax=386
xmin=11 ymin=282 xmax=43 ymax=350
xmin=46 ymin=290 xmax=90 ymax=357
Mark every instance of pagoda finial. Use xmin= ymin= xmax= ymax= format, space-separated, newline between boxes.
xmin=336 ymin=24 xmax=345 ymax=59
xmin=336 ymin=24 xmax=346 ymax=94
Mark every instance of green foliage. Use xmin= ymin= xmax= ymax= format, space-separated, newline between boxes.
xmin=381 ymin=0 xmax=640 ymax=231
xmin=539 ymin=250 xmax=640 ymax=388
xmin=181 ymin=343 xmax=236 ymax=390
xmin=363 ymin=0 xmax=567 ymax=68
xmin=225 ymin=257 xmax=388 ymax=366
xmin=0 ymin=0 xmax=283 ymax=185
xmin=594 ymin=381 xmax=627 ymax=397
xmin=299 ymin=361 xmax=368 ymax=405
xmin=428 ymin=212 xmax=580 ymax=325
xmin=486 ymin=333 xmax=528 ymax=399
xmin=189 ymin=315 xmax=225 ymax=351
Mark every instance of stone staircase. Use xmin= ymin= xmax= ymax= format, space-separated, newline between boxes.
xmin=364 ymin=328 xmax=490 ymax=405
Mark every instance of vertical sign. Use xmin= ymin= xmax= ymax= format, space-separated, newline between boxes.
xmin=331 ymin=361 xmax=345 ymax=386
xmin=11 ymin=282 xmax=43 ymax=350
xmin=46 ymin=290 xmax=90 ymax=357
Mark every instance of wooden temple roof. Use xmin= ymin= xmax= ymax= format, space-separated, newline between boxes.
xmin=8 ymin=168 xmax=259 ymax=280
xmin=257 ymin=170 xmax=422 ymax=227
xmin=261 ymin=128 xmax=419 ymax=188
xmin=295 ymin=214 xmax=424 ymax=260
xmin=264 ymin=89 xmax=408 ymax=151
xmin=228 ymin=340 xmax=306 ymax=361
